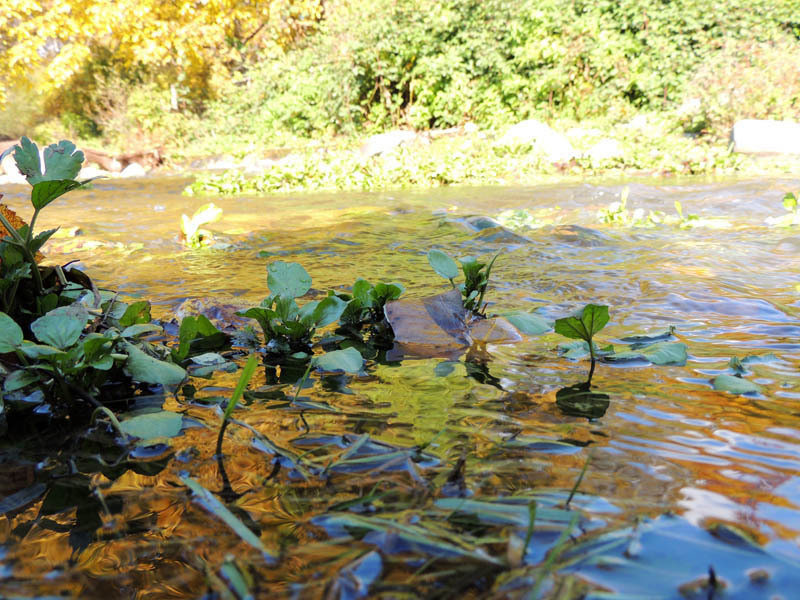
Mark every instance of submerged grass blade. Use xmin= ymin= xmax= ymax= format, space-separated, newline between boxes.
xmin=181 ymin=475 xmax=277 ymax=564
xmin=565 ymin=452 xmax=592 ymax=509
xmin=222 ymin=353 xmax=258 ymax=422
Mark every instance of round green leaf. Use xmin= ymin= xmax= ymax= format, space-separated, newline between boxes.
xmin=312 ymin=347 xmax=364 ymax=373
xmin=119 ymin=411 xmax=183 ymax=440
xmin=713 ymin=374 xmax=761 ymax=395
xmin=427 ymin=249 xmax=459 ymax=280
xmin=311 ymin=295 xmax=347 ymax=327
xmin=124 ymin=342 xmax=187 ymax=386
xmin=3 ymin=369 xmax=39 ymax=392
xmin=267 ymin=261 xmax=312 ymax=299
xmin=642 ymin=342 xmax=687 ymax=366
xmin=0 ymin=312 xmax=23 ymax=353
xmin=31 ymin=313 xmax=84 ymax=349
xmin=503 ymin=311 xmax=552 ymax=335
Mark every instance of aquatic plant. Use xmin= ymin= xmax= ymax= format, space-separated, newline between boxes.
xmin=180 ymin=202 xmax=222 ymax=248
xmin=0 ymin=138 xmax=190 ymax=422
xmin=0 ymin=137 xmax=97 ymax=317
xmin=337 ymin=278 xmax=404 ymax=328
xmin=766 ymin=191 xmax=800 ymax=227
xmin=554 ymin=304 xmax=609 ymax=384
xmin=427 ymin=249 xmax=499 ymax=315
xmin=240 ymin=260 xmax=346 ymax=356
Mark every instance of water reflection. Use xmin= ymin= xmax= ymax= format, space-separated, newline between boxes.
xmin=1 ymin=177 xmax=800 ymax=596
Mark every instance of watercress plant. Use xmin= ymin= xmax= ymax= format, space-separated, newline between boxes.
xmin=554 ymin=304 xmax=609 ymax=384
xmin=241 ymin=261 xmax=346 ymax=356
xmin=427 ymin=249 xmax=499 ymax=315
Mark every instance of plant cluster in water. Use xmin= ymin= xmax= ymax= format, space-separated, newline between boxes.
xmin=3 ymin=138 xmax=782 ymax=598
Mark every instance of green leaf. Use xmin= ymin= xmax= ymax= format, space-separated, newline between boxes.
xmin=310 ymin=295 xmax=347 ymax=327
xmin=83 ymin=335 xmax=114 ymax=366
xmin=641 ymin=342 xmax=687 ymax=365
xmin=30 ymin=306 xmax=89 ymax=349
xmin=124 ymin=342 xmax=187 ymax=386
xmin=606 ymin=342 xmax=688 ymax=366
xmin=181 ymin=476 xmax=277 ymax=562
xmin=3 ymin=370 xmax=39 ymax=392
xmin=119 ymin=410 xmax=183 ymax=440
xmin=31 ymin=180 xmax=83 ymax=210
xmin=0 ymin=312 xmax=23 ymax=352
xmin=352 ymin=278 xmax=373 ymax=305
xmin=554 ymin=304 xmax=609 ymax=342
xmin=39 ymin=139 xmax=84 ymax=183
xmin=713 ymin=374 xmax=761 ymax=395
xmin=19 ymin=341 xmax=65 ymax=359
xmin=29 ymin=228 xmax=59 ymax=254
xmin=120 ymin=323 xmax=163 ymax=338
xmin=222 ymin=353 xmax=258 ymax=422
xmin=783 ymin=192 xmax=798 ymax=213
xmin=371 ymin=282 xmax=404 ymax=304
xmin=10 ymin=137 xmax=43 ymax=182
xmin=503 ymin=311 xmax=552 ymax=335
xmin=267 ymin=261 xmax=311 ymax=299
xmin=119 ymin=300 xmax=151 ymax=327
xmin=427 ymin=249 xmax=459 ymax=280
xmin=312 ymin=347 xmax=364 ymax=373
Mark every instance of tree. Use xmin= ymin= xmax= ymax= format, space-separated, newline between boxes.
xmin=0 ymin=0 xmax=323 ymax=110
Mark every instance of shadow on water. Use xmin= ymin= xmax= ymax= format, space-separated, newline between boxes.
xmin=1 ymin=177 xmax=800 ymax=597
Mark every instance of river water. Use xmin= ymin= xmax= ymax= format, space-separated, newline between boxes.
xmin=0 ymin=177 xmax=799 ymax=598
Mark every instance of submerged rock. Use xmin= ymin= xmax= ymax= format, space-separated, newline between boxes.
xmin=731 ymin=119 xmax=800 ymax=154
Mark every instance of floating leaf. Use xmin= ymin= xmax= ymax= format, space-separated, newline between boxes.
xmin=713 ymin=374 xmax=761 ymax=395
xmin=606 ymin=342 xmax=688 ymax=366
xmin=124 ymin=342 xmax=186 ymax=386
xmin=267 ymin=261 xmax=311 ymax=299
xmin=503 ymin=311 xmax=552 ymax=335
xmin=181 ymin=476 xmax=277 ymax=563
xmin=0 ymin=312 xmax=23 ymax=352
xmin=312 ymin=347 xmax=364 ymax=373
xmin=427 ymin=249 xmax=459 ymax=280
xmin=119 ymin=410 xmax=183 ymax=441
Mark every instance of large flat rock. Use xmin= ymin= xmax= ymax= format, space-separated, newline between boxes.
xmin=731 ymin=119 xmax=800 ymax=154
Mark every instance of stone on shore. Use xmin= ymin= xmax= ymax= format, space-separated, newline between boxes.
xmin=496 ymin=119 xmax=575 ymax=162
xmin=359 ymin=130 xmax=419 ymax=157
xmin=120 ymin=162 xmax=147 ymax=178
xmin=731 ymin=119 xmax=800 ymax=155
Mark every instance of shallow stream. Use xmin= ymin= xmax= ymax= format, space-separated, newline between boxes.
xmin=1 ymin=177 xmax=799 ymax=598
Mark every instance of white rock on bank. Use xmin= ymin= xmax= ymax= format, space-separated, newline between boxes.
xmin=78 ymin=166 xmax=111 ymax=180
xmin=359 ymin=130 xmax=419 ymax=157
xmin=731 ymin=119 xmax=800 ymax=154
xmin=120 ymin=162 xmax=147 ymax=178
xmin=496 ymin=119 xmax=575 ymax=162
xmin=586 ymin=138 xmax=624 ymax=161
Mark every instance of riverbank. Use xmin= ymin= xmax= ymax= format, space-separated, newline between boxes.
xmin=182 ymin=115 xmax=800 ymax=196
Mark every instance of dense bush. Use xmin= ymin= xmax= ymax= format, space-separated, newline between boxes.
xmin=681 ymin=34 xmax=800 ymax=137
xmin=199 ymin=0 xmax=800 ymax=139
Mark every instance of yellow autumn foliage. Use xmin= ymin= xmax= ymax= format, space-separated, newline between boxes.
xmin=0 ymin=0 xmax=323 ymax=109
